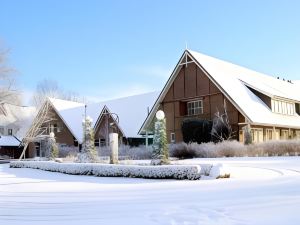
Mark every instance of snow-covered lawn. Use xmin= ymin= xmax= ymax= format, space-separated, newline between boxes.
xmin=1 ymin=157 xmax=300 ymax=225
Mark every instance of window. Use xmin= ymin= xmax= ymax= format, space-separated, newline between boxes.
xmin=50 ymin=124 xmax=58 ymax=133
xmin=100 ymin=138 xmax=106 ymax=147
xmin=94 ymin=139 xmax=100 ymax=147
xmin=35 ymin=142 xmax=41 ymax=157
xmin=8 ymin=129 xmax=13 ymax=136
xmin=266 ymin=129 xmax=273 ymax=141
xmin=187 ymin=100 xmax=203 ymax=116
xmin=239 ymin=130 xmax=244 ymax=143
xmin=0 ymin=127 xmax=4 ymax=135
xmin=170 ymin=133 xmax=175 ymax=143
xmin=251 ymin=128 xmax=263 ymax=143
xmin=271 ymin=99 xmax=295 ymax=115
xmin=74 ymin=138 xmax=78 ymax=147
xmin=281 ymin=130 xmax=289 ymax=140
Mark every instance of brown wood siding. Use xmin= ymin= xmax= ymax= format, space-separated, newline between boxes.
xmin=161 ymin=62 xmax=242 ymax=143
xmin=174 ymin=68 xmax=185 ymax=99
xmin=185 ymin=63 xmax=197 ymax=98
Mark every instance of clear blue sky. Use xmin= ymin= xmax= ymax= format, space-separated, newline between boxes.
xmin=0 ymin=0 xmax=299 ymax=104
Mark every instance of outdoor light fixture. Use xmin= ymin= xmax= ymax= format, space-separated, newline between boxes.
xmin=156 ymin=110 xmax=165 ymax=120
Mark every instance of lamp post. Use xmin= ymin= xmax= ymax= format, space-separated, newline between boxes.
xmin=103 ymin=111 xmax=119 ymax=164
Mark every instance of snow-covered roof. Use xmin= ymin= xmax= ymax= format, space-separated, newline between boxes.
xmin=139 ymin=50 xmax=300 ymax=133
xmin=187 ymin=50 xmax=300 ymax=128
xmin=0 ymin=104 xmax=37 ymax=139
xmin=98 ymin=92 xmax=159 ymax=138
xmin=0 ymin=136 xmax=21 ymax=147
xmin=47 ymin=92 xmax=159 ymax=143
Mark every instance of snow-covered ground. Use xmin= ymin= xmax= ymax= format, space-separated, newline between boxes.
xmin=1 ymin=157 xmax=300 ymax=225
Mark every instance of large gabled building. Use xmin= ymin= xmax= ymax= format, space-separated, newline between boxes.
xmin=139 ymin=49 xmax=300 ymax=143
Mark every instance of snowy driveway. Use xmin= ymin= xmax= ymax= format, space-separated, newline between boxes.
xmin=1 ymin=157 xmax=300 ymax=225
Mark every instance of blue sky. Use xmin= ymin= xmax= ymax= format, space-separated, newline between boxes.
xmin=0 ymin=0 xmax=299 ymax=104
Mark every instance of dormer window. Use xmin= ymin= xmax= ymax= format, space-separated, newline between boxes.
xmin=271 ymin=99 xmax=295 ymax=115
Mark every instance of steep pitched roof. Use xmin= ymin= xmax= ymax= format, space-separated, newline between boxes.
xmin=47 ymin=92 xmax=159 ymax=143
xmin=95 ymin=92 xmax=159 ymax=138
xmin=139 ymin=50 xmax=300 ymax=133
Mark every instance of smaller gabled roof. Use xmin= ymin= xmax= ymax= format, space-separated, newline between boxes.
xmin=0 ymin=136 xmax=21 ymax=147
xmin=47 ymin=92 xmax=159 ymax=143
xmin=96 ymin=92 xmax=159 ymax=138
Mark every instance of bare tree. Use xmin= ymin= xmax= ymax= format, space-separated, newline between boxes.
xmin=0 ymin=47 xmax=19 ymax=105
xmin=19 ymin=99 xmax=56 ymax=159
xmin=211 ymin=107 xmax=235 ymax=142
xmin=32 ymin=79 xmax=81 ymax=107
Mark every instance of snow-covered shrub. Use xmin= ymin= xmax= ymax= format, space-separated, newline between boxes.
xmin=10 ymin=161 xmax=202 ymax=180
xmin=247 ymin=140 xmax=300 ymax=157
xmin=97 ymin=145 xmax=152 ymax=160
xmin=170 ymin=140 xmax=300 ymax=158
xmin=151 ymin=115 xmax=169 ymax=165
xmin=77 ymin=116 xmax=98 ymax=163
xmin=214 ymin=141 xmax=245 ymax=157
xmin=211 ymin=110 xmax=234 ymax=143
xmin=58 ymin=145 xmax=79 ymax=158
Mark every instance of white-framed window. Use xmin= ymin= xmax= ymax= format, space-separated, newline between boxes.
xmin=94 ymin=139 xmax=100 ymax=147
xmin=8 ymin=129 xmax=13 ymax=136
xmin=266 ymin=129 xmax=273 ymax=141
xmin=170 ymin=133 xmax=175 ymax=143
xmin=271 ymin=99 xmax=295 ymax=115
xmin=187 ymin=100 xmax=203 ymax=116
xmin=251 ymin=128 xmax=263 ymax=143
xmin=239 ymin=130 xmax=244 ymax=143
xmin=100 ymin=138 xmax=106 ymax=147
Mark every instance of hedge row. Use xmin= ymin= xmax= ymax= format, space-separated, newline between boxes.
xmin=10 ymin=161 xmax=202 ymax=180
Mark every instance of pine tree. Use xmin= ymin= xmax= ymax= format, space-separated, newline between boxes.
xmin=151 ymin=117 xmax=169 ymax=165
xmin=77 ymin=116 xmax=98 ymax=163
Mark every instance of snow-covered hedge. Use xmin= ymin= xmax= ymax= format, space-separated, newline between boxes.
xmin=10 ymin=161 xmax=202 ymax=180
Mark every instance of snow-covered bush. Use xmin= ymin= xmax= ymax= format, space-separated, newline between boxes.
xmin=170 ymin=140 xmax=300 ymax=159
xmin=97 ymin=145 xmax=152 ymax=160
xmin=76 ymin=116 xmax=98 ymax=163
xmin=10 ymin=161 xmax=202 ymax=180
xmin=58 ymin=145 xmax=79 ymax=158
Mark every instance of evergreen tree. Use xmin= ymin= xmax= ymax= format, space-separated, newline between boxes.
xmin=151 ymin=115 xmax=169 ymax=165
xmin=77 ymin=116 xmax=98 ymax=163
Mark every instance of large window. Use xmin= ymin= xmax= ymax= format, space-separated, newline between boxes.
xmin=271 ymin=99 xmax=295 ymax=115
xmin=251 ymin=128 xmax=263 ymax=143
xmin=187 ymin=100 xmax=203 ymax=116
xmin=266 ymin=129 xmax=273 ymax=141
xmin=0 ymin=127 xmax=4 ymax=135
